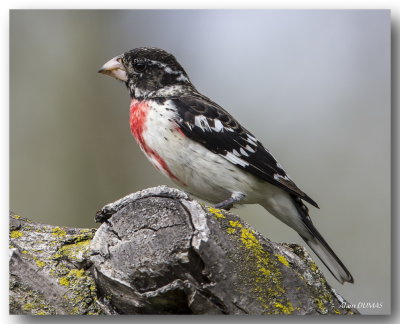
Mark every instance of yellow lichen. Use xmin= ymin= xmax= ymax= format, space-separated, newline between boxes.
xmin=229 ymin=220 xmax=243 ymax=228
xmin=22 ymin=303 xmax=34 ymax=311
xmin=52 ymin=227 xmax=67 ymax=237
xmin=314 ymin=298 xmax=328 ymax=314
xmin=54 ymin=239 xmax=91 ymax=260
xmin=203 ymin=205 xmax=297 ymax=313
xmin=276 ymin=254 xmax=290 ymax=267
xmin=10 ymin=230 xmax=23 ymax=238
xmin=310 ymin=261 xmax=319 ymax=272
xmin=259 ymin=267 xmax=271 ymax=276
xmin=240 ymin=228 xmax=262 ymax=251
xmin=59 ymin=268 xmax=86 ymax=288
xmin=69 ymin=269 xmax=85 ymax=278
xmin=208 ymin=207 xmax=226 ymax=219
xmin=35 ymin=260 xmax=46 ymax=268
xmin=71 ymin=306 xmax=80 ymax=314
xmin=56 ymin=267 xmax=102 ymax=314
xmin=274 ymin=301 xmax=295 ymax=314
xmin=236 ymin=226 xmax=292 ymax=311
xmin=59 ymin=276 xmax=70 ymax=286
xmin=12 ymin=214 xmax=21 ymax=219
xmin=35 ymin=311 xmax=48 ymax=315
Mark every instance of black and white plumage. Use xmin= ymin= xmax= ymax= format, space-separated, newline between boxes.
xmin=99 ymin=47 xmax=353 ymax=284
xmin=169 ymin=94 xmax=318 ymax=208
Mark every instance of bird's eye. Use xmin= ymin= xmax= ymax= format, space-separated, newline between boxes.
xmin=133 ymin=60 xmax=146 ymax=72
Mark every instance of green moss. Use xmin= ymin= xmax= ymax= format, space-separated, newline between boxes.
xmin=10 ymin=230 xmax=23 ymax=238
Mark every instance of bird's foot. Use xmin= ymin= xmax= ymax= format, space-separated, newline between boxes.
xmin=214 ymin=192 xmax=246 ymax=211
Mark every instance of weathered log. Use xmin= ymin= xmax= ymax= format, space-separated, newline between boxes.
xmin=9 ymin=186 xmax=358 ymax=315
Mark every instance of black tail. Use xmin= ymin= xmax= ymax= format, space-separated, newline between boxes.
xmin=292 ymin=196 xmax=353 ymax=284
xmin=300 ymin=226 xmax=354 ymax=284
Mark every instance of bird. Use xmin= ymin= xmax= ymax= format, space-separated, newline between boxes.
xmin=98 ymin=47 xmax=353 ymax=284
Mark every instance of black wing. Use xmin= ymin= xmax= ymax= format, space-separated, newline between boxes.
xmin=168 ymin=94 xmax=318 ymax=208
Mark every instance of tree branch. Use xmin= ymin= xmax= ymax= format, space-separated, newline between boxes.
xmin=9 ymin=186 xmax=358 ymax=315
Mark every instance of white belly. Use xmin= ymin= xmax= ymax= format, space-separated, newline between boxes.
xmin=132 ymin=97 xmax=310 ymax=241
xmin=138 ymin=100 xmax=270 ymax=204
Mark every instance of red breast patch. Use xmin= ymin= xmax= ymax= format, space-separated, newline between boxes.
xmin=129 ymin=100 xmax=185 ymax=185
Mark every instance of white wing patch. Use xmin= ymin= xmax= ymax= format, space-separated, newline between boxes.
xmin=212 ymin=119 xmax=224 ymax=132
xmin=273 ymin=173 xmax=291 ymax=182
xmin=239 ymin=147 xmax=249 ymax=157
xmin=232 ymin=149 xmax=240 ymax=157
xmin=224 ymin=152 xmax=249 ymax=167
xmin=193 ymin=116 xmax=232 ymax=133
xmin=194 ymin=115 xmax=212 ymax=131
xmin=246 ymin=134 xmax=258 ymax=146
xmin=245 ymin=144 xmax=256 ymax=153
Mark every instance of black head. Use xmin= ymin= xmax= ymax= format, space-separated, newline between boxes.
xmin=99 ymin=47 xmax=192 ymax=99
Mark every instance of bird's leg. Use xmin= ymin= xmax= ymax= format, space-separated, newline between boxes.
xmin=214 ymin=192 xmax=246 ymax=211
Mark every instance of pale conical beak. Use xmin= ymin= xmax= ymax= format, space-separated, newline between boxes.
xmin=98 ymin=55 xmax=128 ymax=82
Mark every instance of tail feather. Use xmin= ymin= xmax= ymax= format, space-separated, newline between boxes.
xmin=291 ymin=195 xmax=354 ymax=284
xmin=261 ymin=193 xmax=353 ymax=284
xmin=300 ymin=229 xmax=354 ymax=284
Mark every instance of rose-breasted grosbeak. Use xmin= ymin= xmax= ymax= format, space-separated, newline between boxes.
xmin=99 ymin=47 xmax=353 ymax=284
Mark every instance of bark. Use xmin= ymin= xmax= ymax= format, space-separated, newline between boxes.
xmin=9 ymin=186 xmax=358 ymax=315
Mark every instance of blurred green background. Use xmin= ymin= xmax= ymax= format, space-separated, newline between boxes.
xmin=10 ymin=10 xmax=390 ymax=314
